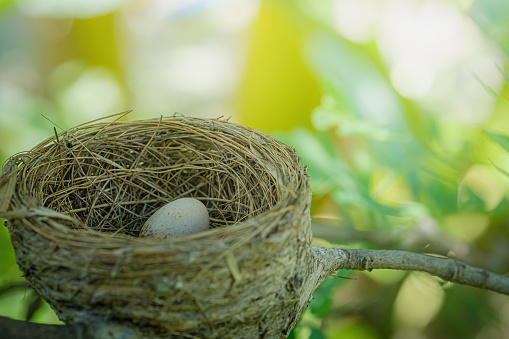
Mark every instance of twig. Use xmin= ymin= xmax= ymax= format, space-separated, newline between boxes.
xmin=320 ymin=247 xmax=509 ymax=295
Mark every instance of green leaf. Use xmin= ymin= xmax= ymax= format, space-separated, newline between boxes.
xmin=310 ymin=272 xmax=352 ymax=318
xmin=309 ymin=329 xmax=326 ymax=339
xmin=0 ymin=0 xmax=16 ymax=14
xmin=490 ymin=159 xmax=509 ymax=178
xmin=483 ymin=128 xmax=509 ymax=154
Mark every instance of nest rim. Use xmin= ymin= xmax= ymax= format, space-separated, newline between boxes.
xmin=2 ymin=115 xmax=310 ymax=246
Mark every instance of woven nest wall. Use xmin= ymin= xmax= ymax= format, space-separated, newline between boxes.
xmin=0 ymin=116 xmax=314 ymax=338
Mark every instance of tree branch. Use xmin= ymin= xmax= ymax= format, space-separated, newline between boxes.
xmin=0 ymin=316 xmax=77 ymax=339
xmin=332 ymin=248 xmax=509 ymax=295
xmin=0 ymin=315 xmax=143 ymax=339
xmin=311 ymin=220 xmax=496 ymax=271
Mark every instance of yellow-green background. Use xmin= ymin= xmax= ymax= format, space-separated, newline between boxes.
xmin=1 ymin=0 xmax=509 ymax=338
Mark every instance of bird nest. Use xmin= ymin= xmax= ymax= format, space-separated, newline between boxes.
xmin=0 ymin=116 xmax=314 ymax=338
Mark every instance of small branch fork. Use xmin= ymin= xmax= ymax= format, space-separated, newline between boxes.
xmin=330 ymin=248 xmax=509 ymax=295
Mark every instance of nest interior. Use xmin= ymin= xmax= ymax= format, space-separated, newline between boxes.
xmin=1 ymin=116 xmax=313 ymax=338
xmin=33 ymin=118 xmax=280 ymax=235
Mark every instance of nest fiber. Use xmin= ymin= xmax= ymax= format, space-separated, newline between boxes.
xmin=0 ymin=116 xmax=314 ymax=338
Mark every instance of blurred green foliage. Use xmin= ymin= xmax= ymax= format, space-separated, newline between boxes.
xmin=1 ymin=0 xmax=509 ymax=338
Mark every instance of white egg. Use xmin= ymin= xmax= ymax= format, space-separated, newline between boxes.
xmin=140 ymin=198 xmax=210 ymax=238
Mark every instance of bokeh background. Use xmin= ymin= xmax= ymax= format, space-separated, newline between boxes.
xmin=1 ymin=0 xmax=509 ymax=338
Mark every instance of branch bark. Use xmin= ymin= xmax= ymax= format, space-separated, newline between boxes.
xmin=311 ymin=220 xmax=496 ymax=271
xmin=0 ymin=316 xmax=77 ymax=339
xmin=321 ymin=247 xmax=509 ymax=295
xmin=0 ymin=316 xmax=143 ymax=339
